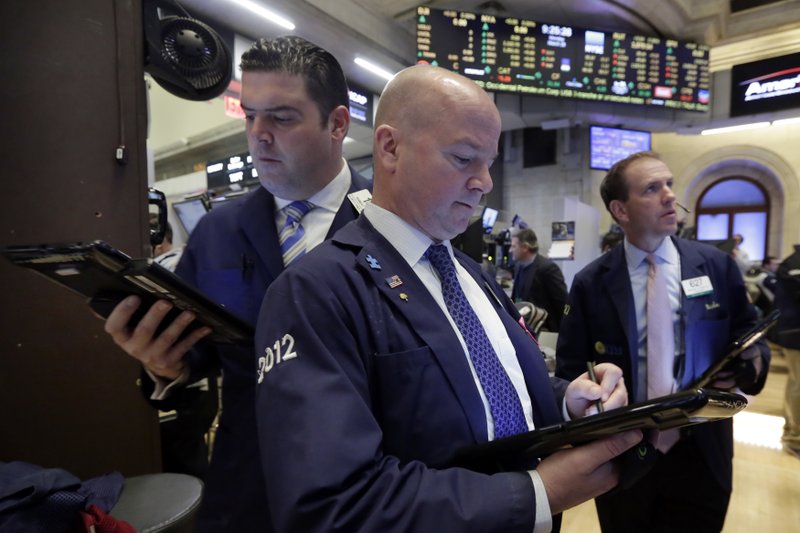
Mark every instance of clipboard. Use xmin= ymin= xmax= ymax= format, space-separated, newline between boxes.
xmin=689 ymin=309 xmax=780 ymax=389
xmin=447 ymin=388 xmax=746 ymax=474
xmin=2 ymin=241 xmax=254 ymax=345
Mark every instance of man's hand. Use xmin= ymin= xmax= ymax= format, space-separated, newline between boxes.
xmin=709 ymin=345 xmax=762 ymax=390
xmin=103 ymin=295 xmax=212 ymax=380
xmin=564 ymin=363 xmax=628 ymax=418
xmin=537 ymin=429 xmax=643 ymax=514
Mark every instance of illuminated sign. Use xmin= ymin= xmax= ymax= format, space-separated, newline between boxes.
xmin=416 ymin=6 xmax=710 ymax=112
xmin=206 ymin=152 xmax=258 ymax=191
xmin=347 ymin=81 xmax=374 ymax=127
xmin=590 ymin=126 xmax=652 ymax=170
xmin=731 ymin=52 xmax=800 ymax=117
xmin=224 ymin=95 xmax=245 ymax=119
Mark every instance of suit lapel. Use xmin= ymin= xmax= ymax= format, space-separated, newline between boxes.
xmin=673 ymin=237 xmax=709 ymax=322
xmin=237 ymin=188 xmax=284 ymax=281
xmin=600 ymin=246 xmax=638 ymax=371
xmin=343 ymin=219 xmax=489 ymax=442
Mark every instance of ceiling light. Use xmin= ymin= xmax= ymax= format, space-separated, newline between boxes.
xmin=228 ymin=0 xmax=295 ymax=30
xmin=700 ymin=122 xmax=770 ymax=135
xmin=354 ymin=57 xmax=395 ymax=81
xmin=772 ymin=117 xmax=800 ymax=127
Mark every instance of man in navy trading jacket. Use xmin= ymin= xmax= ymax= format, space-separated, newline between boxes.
xmin=103 ymin=36 xmax=371 ymax=531
xmin=254 ymin=65 xmax=643 ymax=533
xmin=556 ymin=151 xmax=769 ymax=532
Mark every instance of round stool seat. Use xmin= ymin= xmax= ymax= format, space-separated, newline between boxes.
xmin=110 ymin=473 xmax=203 ymax=533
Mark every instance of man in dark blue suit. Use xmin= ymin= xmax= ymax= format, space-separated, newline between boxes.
xmin=510 ymin=228 xmax=568 ymax=332
xmin=556 ymin=151 xmax=769 ymax=532
xmin=102 ymin=36 xmax=371 ymax=531
xmin=254 ymin=65 xmax=642 ymax=533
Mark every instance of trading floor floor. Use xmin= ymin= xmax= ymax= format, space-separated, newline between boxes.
xmin=562 ymin=346 xmax=800 ymax=532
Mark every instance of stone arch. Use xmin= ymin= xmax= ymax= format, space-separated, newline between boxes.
xmin=676 ymin=145 xmax=799 ymax=257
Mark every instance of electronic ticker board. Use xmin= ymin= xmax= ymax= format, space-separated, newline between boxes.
xmin=416 ymin=6 xmax=710 ymax=112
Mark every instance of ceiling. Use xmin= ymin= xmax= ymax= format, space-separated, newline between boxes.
xmin=182 ymin=0 xmax=800 ymax=94
xmin=157 ymin=0 xmax=800 ymax=165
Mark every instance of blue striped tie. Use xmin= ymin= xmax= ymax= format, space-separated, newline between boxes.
xmin=279 ymin=201 xmax=315 ymax=266
xmin=425 ymin=244 xmax=528 ymax=439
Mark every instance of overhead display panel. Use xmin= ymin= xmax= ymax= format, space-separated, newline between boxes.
xmin=416 ymin=6 xmax=710 ymax=112
xmin=730 ymin=51 xmax=800 ymax=117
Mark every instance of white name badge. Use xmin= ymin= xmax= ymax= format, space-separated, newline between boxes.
xmin=681 ymin=275 xmax=713 ymax=298
xmin=347 ymin=189 xmax=372 ymax=214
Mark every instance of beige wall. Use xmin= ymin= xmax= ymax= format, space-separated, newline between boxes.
xmin=147 ymin=77 xmax=240 ymax=153
xmin=502 ymin=120 xmax=800 ymax=268
xmin=654 ymin=120 xmax=800 ymax=258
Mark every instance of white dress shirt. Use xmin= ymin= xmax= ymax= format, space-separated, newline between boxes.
xmin=274 ymin=158 xmax=352 ymax=253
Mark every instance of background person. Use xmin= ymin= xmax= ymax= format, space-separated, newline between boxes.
xmin=510 ymin=228 xmax=568 ymax=332
xmin=151 ymin=220 xmax=184 ymax=271
xmin=773 ymin=245 xmax=800 ymax=459
xmin=732 ymin=233 xmax=751 ymax=275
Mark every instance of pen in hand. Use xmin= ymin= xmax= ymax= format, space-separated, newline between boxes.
xmin=587 ymin=361 xmax=605 ymax=413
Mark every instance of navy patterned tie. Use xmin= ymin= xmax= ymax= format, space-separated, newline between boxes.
xmin=425 ymin=244 xmax=528 ymax=438
xmin=279 ymin=201 xmax=315 ymax=266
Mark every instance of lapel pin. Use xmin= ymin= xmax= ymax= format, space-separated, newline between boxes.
xmin=399 ymin=293 xmax=409 ymax=301
xmin=594 ymin=341 xmax=606 ymax=355
xmin=366 ymin=254 xmax=381 ymax=270
xmin=385 ymin=275 xmax=403 ymax=288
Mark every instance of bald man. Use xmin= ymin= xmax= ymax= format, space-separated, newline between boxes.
xmin=253 ymin=65 xmax=641 ymax=533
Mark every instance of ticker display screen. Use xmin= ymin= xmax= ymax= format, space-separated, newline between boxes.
xmin=416 ymin=6 xmax=710 ymax=112
xmin=590 ymin=126 xmax=651 ymax=170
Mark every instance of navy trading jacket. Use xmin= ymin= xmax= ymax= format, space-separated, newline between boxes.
xmin=255 ymin=215 xmax=567 ymax=533
xmin=147 ymin=168 xmax=371 ymax=532
xmin=556 ymin=236 xmax=769 ymax=492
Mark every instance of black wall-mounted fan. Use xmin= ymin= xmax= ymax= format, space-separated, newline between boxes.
xmin=143 ymin=0 xmax=232 ymax=101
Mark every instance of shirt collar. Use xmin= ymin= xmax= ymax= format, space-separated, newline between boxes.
xmin=516 ymin=254 xmax=536 ymax=268
xmin=624 ymin=235 xmax=678 ymax=269
xmin=274 ymin=159 xmax=351 ymax=213
xmin=363 ymin=202 xmax=450 ymax=267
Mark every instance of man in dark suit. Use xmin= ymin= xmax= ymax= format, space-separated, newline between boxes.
xmin=102 ymin=36 xmax=371 ymax=531
xmin=254 ymin=64 xmax=642 ymax=533
xmin=556 ymin=151 xmax=769 ymax=532
xmin=510 ymin=228 xmax=568 ymax=331
xmin=773 ymin=245 xmax=800 ymax=459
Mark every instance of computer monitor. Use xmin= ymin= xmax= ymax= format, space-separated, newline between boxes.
xmin=590 ymin=125 xmax=651 ymax=171
xmin=172 ymin=198 xmax=209 ymax=236
xmin=482 ymin=207 xmax=499 ymax=234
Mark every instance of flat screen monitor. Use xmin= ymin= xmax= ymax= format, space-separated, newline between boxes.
xmin=416 ymin=6 xmax=711 ymax=112
xmin=172 ymin=198 xmax=208 ymax=236
xmin=590 ymin=126 xmax=652 ymax=170
xmin=482 ymin=207 xmax=499 ymax=234
xmin=209 ymin=190 xmax=248 ymax=208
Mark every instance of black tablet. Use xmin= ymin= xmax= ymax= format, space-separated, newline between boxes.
xmin=447 ymin=388 xmax=746 ymax=473
xmin=690 ymin=309 xmax=780 ymax=389
xmin=2 ymin=241 xmax=254 ymax=345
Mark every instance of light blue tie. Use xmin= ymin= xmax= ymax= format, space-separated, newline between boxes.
xmin=279 ymin=201 xmax=315 ymax=266
xmin=425 ymin=244 xmax=528 ymax=439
